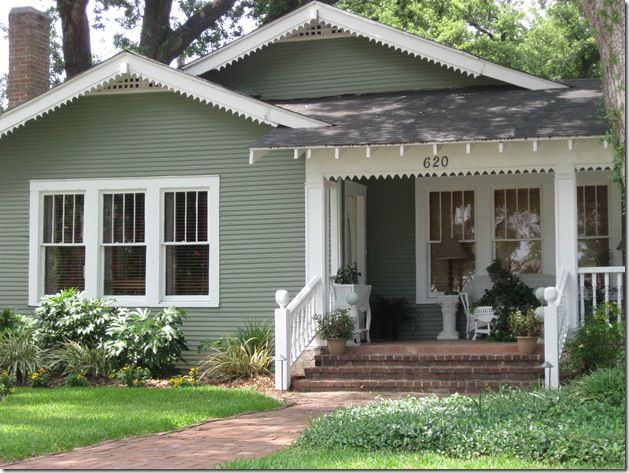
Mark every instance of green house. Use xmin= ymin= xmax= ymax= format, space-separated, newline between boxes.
xmin=0 ymin=2 xmax=623 ymax=391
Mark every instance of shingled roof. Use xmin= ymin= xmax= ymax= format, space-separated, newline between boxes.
xmin=251 ymin=79 xmax=605 ymax=149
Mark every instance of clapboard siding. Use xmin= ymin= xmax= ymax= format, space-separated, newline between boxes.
xmin=204 ymin=36 xmax=502 ymax=100
xmin=363 ymin=176 xmax=452 ymax=339
xmin=0 ymin=92 xmax=304 ymax=349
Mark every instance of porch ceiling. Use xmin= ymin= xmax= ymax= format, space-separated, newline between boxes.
xmin=251 ymin=79 xmax=604 ymax=149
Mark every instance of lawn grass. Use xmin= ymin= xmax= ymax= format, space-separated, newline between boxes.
xmin=0 ymin=386 xmax=281 ymax=463
xmin=221 ymin=447 xmax=569 ymax=469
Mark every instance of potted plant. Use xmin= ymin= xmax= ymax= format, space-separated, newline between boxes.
xmin=314 ymin=309 xmax=355 ymax=355
xmin=508 ymin=308 xmax=543 ymax=354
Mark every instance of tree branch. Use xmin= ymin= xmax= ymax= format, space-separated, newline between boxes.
xmin=158 ymin=0 xmax=238 ymax=64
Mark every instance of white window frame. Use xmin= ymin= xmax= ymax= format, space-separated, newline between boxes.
xmin=29 ymin=176 xmax=220 ymax=307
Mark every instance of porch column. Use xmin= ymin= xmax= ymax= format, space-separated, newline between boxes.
xmin=554 ymin=168 xmax=579 ymax=329
xmin=305 ymin=175 xmax=329 ymax=316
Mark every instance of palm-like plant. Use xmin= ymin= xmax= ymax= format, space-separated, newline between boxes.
xmin=49 ymin=341 xmax=111 ymax=378
xmin=0 ymin=330 xmax=46 ymax=382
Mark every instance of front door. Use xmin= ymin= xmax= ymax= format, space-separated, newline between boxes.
xmin=344 ymin=180 xmax=367 ymax=284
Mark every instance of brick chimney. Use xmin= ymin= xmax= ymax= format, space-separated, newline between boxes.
xmin=8 ymin=7 xmax=50 ymax=109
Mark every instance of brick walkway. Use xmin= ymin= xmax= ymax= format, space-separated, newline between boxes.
xmin=3 ymin=391 xmax=394 ymax=470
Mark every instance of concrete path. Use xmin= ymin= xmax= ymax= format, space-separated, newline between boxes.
xmin=3 ymin=391 xmax=396 ymax=470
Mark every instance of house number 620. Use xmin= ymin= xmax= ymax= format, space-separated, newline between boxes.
xmin=423 ymin=156 xmax=449 ymax=168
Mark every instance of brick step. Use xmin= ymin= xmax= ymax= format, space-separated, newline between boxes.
xmin=304 ymin=365 xmax=543 ymax=381
xmin=315 ymin=353 xmax=542 ymax=367
xmin=292 ymin=378 xmax=541 ymax=394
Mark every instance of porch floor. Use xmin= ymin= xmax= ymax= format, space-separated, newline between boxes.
xmin=344 ymin=340 xmax=544 ymax=355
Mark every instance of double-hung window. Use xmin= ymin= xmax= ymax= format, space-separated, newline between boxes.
xmin=577 ymin=185 xmax=609 ymax=266
xmin=29 ymin=176 xmax=219 ymax=307
xmin=493 ymin=188 xmax=542 ymax=273
xmin=428 ymin=190 xmax=476 ymax=294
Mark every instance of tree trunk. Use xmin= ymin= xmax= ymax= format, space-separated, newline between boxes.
xmin=57 ymin=0 xmax=92 ymax=78
xmin=576 ymin=0 xmax=625 ymax=187
xmin=139 ymin=0 xmax=173 ymax=59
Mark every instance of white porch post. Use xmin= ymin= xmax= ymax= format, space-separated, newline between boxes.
xmin=554 ymin=168 xmax=579 ymax=329
xmin=305 ymin=174 xmax=329 ymax=316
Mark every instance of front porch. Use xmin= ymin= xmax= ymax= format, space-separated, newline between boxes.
xmin=274 ymin=136 xmax=624 ymax=391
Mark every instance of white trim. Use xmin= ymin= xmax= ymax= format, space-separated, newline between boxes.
xmin=183 ymin=2 xmax=566 ymax=91
xmin=0 ymin=51 xmax=326 ymax=139
xmin=28 ymin=176 xmax=220 ymax=308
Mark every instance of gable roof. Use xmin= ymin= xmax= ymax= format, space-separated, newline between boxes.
xmin=251 ymin=80 xmax=605 ymax=149
xmin=0 ymin=51 xmax=326 ymax=139
xmin=182 ymin=1 xmax=566 ymax=91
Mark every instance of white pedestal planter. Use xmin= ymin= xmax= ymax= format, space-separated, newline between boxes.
xmin=437 ymin=294 xmax=460 ymax=340
xmin=332 ymin=284 xmax=372 ymax=344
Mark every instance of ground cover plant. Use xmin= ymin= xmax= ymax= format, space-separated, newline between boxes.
xmin=228 ymin=368 xmax=625 ymax=470
xmin=0 ymin=386 xmax=282 ymax=463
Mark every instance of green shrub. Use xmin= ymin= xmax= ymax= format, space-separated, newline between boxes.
xmin=50 ymin=341 xmax=111 ymax=379
xmin=200 ymin=336 xmax=273 ymax=381
xmin=35 ymin=289 xmax=114 ymax=348
xmin=65 ymin=372 xmax=90 ymax=387
xmin=29 ymin=368 xmax=49 ymax=387
xmin=0 ymin=329 xmax=46 ymax=382
xmin=113 ymin=365 xmax=151 ymax=387
xmin=476 ymin=261 xmax=539 ymax=341
xmin=168 ymin=368 xmax=201 ymax=388
xmin=0 ymin=369 xmax=16 ymax=389
xmin=0 ymin=309 xmax=37 ymax=334
xmin=105 ymin=307 xmax=188 ymax=376
xmin=570 ymin=366 xmax=626 ymax=407
xmin=314 ymin=309 xmax=355 ymax=340
xmin=0 ymin=383 xmax=10 ymax=401
xmin=298 ymin=390 xmax=625 ymax=467
xmin=334 ymin=263 xmax=361 ymax=284
xmin=237 ymin=321 xmax=274 ymax=353
xmin=565 ymin=302 xmax=624 ymax=375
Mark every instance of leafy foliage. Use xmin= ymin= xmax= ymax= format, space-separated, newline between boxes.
xmin=113 ymin=365 xmax=151 ymax=387
xmin=0 ymin=310 xmax=37 ymax=334
xmin=49 ymin=341 xmax=112 ymax=379
xmin=564 ymin=302 xmax=624 ymax=375
xmin=314 ymin=309 xmax=355 ymax=340
xmin=369 ymin=294 xmax=415 ymax=340
xmin=334 ymin=263 xmax=361 ymax=284
xmin=298 ymin=388 xmax=625 ymax=467
xmin=200 ymin=336 xmax=273 ymax=381
xmin=508 ymin=308 xmax=542 ymax=337
xmin=0 ymin=369 xmax=17 ymax=401
xmin=476 ymin=261 xmax=539 ymax=341
xmin=65 ymin=372 xmax=90 ymax=387
xmin=570 ymin=365 xmax=625 ymax=407
xmin=35 ymin=289 xmax=114 ymax=349
xmin=168 ymin=368 xmax=201 ymax=387
xmin=0 ymin=330 xmax=46 ymax=382
xmin=29 ymin=368 xmax=49 ymax=388
xmin=105 ymin=307 xmax=188 ymax=376
xmin=337 ymin=0 xmax=599 ymax=80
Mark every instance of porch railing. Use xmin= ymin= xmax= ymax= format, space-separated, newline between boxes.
xmin=543 ymin=271 xmax=569 ymax=389
xmin=274 ymin=276 xmax=322 ymax=390
xmin=578 ymin=266 xmax=625 ymax=325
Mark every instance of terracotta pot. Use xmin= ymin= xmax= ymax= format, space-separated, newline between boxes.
xmin=516 ymin=336 xmax=538 ymax=354
xmin=327 ymin=338 xmax=347 ymax=356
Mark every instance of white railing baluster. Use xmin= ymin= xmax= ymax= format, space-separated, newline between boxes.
xmin=604 ymin=272 xmax=610 ymax=306
xmin=617 ymin=273 xmax=623 ymax=322
xmin=591 ymin=273 xmax=597 ymax=311
xmin=579 ymin=272 xmax=585 ymax=326
xmin=274 ymin=277 xmax=323 ymax=390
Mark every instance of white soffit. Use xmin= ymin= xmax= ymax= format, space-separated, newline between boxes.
xmin=182 ymin=1 xmax=566 ymax=91
xmin=0 ymin=51 xmax=326 ymax=139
